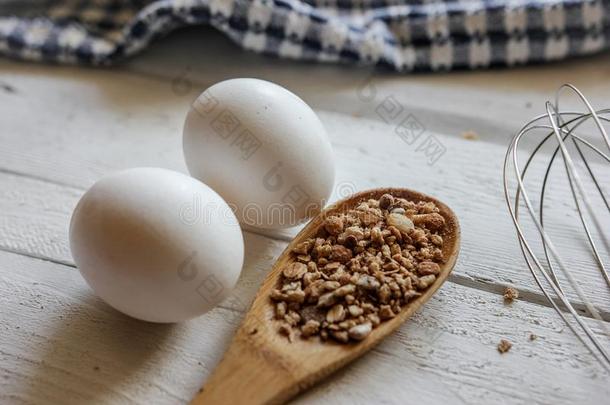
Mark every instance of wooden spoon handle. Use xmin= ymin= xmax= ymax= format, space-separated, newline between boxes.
xmin=191 ymin=328 xmax=298 ymax=405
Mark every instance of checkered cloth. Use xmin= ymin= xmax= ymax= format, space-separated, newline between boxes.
xmin=0 ymin=0 xmax=608 ymax=71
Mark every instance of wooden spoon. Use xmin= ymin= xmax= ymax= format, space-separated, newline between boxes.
xmin=192 ymin=188 xmax=460 ymax=405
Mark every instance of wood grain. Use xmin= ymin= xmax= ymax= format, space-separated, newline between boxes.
xmin=2 ymin=31 xmax=610 ymax=404
xmin=2 ymin=249 xmax=609 ymax=405
xmin=0 ymin=66 xmax=608 ymax=312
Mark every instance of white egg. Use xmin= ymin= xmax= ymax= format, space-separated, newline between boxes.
xmin=183 ymin=78 xmax=335 ymax=229
xmin=69 ymin=168 xmax=244 ymax=323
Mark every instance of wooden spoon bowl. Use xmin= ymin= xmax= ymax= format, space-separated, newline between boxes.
xmin=192 ymin=188 xmax=460 ymax=405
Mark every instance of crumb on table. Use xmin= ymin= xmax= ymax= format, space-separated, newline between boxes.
xmin=498 ymin=339 xmax=512 ymax=354
xmin=461 ymin=130 xmax=479 ymax=140
xmin=503 ymin=287 xmax=519 ymax=302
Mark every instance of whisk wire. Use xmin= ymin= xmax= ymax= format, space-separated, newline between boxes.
xmin=545 ymin=103 xmax=610 ymax=292
xmin=504 ymin=86 xmax=610 ymax=371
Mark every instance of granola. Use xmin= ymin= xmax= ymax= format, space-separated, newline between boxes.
xmin=461 ymin=130 xmax=479 ymax=140
xmin=503 ymin=287 xmax=519 ymax=302
xmin=270 ymin=193 xmax=448 ymax=343
xmin=497 ymin=339 xmax=512 ymax=353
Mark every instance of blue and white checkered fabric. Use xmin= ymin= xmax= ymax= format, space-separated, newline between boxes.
xmin=0 ymin=0 xmax=608 ymax=71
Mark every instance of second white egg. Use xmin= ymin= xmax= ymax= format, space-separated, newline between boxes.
xmin=69 ymin=168 xmax=244 ymax=323
xmin=183 ymin=78 xmax=335 ymax=229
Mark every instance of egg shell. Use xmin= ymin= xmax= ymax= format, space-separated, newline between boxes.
xmin=183 ymin=78 xmax=335 ymax=229
xmin=69 ymin=168 xmax=244 ymax=323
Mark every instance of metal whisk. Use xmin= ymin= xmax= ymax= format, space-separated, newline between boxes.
xmin=503 ymin=84 xmax=610 ymax=371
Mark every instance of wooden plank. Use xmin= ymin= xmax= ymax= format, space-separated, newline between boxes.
xmin=1 ymin=67 xmax=609 ymax=313
xmin=120 ymin=27 xmax=610 ymax=144
xmin=1 ymin=42 xmax=609 ymax=311
xmin=1 ymin=249 xmax=608 ymax=405
xmin=2 ymin=27 xmax=610 ymax=405
xmin=0 ymin=61 xmax=189 ymax=188
xmin=4 ymin=45 xmax=610 ymax=188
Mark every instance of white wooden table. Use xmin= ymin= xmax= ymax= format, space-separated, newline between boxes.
xmin=1 ymin=27 xmax=609 ymax=404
